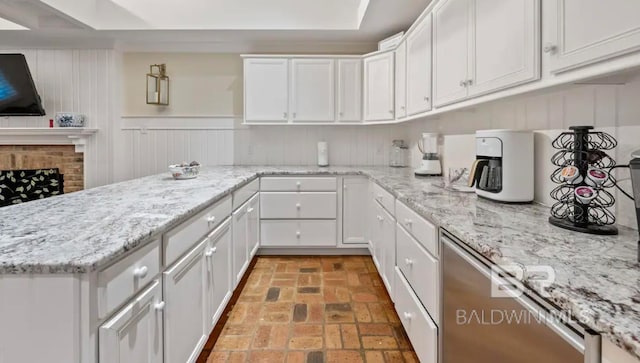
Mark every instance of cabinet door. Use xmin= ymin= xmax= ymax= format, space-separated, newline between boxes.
xmin=244 ymin=58 xmax=289 ymax=122
xmin=337 ymin=59 xmax=362 ymax=122
xmin=544 ymin=0 xmax=640 ymax=74
xmin=371 ymin=201 xmax=385 ymax=270
xmin=247 ymin=194 xmax=260 ymax=258
xmin=433 ymin=0 xmax=471 ymax=107
xmin=204 ymin=219 xmax=232 ymax=332
xmin=363 ymin=52 xmax=395 ymax=122
xmin=164 ymin=239 xmax=208 ymax=363
xmin=99 ymin=280 xmax=163 ymax=363
xmin=342 ymin=177 xmax=369 ymax=244
xmin=407 ymin=14 xmax=433 ymax=115
xmin=232 ymin=205 xmax=249 ymax=287
xmin=395 ymin=41 xmax=407 ymax=119
xmin=468 ymin=0 xmax=540 ymax=97
xmin=380 ymin=206 xmax=396 ymax=300
xmin=290 ymin=59 xmax=335 ymax=122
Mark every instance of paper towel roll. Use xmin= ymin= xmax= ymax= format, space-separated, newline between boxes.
xmin=318 ymin=141 xmax=329 ymax=167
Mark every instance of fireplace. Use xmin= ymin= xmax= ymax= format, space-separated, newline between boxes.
xmin=0 ymin=145 xmax=84 ymax=193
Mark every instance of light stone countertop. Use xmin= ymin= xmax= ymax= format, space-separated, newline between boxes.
xmin=0 ymin=166 xmax=638 ymax=358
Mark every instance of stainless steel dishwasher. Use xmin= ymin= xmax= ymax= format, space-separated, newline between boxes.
xmin=442 ymin=231 xmax=601 ymax=363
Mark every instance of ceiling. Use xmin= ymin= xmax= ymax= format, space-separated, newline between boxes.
xmin=0 ymin=0 xmax=431 ymax=53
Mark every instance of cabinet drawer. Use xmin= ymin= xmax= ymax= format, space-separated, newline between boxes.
xmin=395 ymin=268 xmax=438 ymax=363
xmin=233 ymin=178 xmax=259 ymax=210
xmin=261 ymin=220 xmax=337 ymax=247
xmin=372 ymin=182 xmax=395 ymax=216
xmin=98 ymin=239 xmax=161 ymax=319
xmin=261 ymin=177 xmax=337 ymax=191
xmin=396 ymin=225 xmax=440 ymax=322
xmin=260 ymin=192 xmax=337 ymax=219
xmin=396 ymin=200 xmax=438 ymax=257
xmin=164 ymin=196 xmax=232 ymax=266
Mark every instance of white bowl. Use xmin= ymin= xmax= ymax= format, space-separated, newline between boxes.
xmin=169 ymin=165 xmax=200 ymax=180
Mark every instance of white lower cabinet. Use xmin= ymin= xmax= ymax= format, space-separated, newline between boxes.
xmin=247 ymin=194 xmax=260 ymax=257
xmin=232 ymin=203 xmax=250 ymax=287
xmin=342 ymin=177 xmax=369 ymax=244
xmin=261 ymin=220 xmax=337 ymax=247
xmin=371 ymin=197 xmax=396 ymax=300
xmin=395 ymin=268 xmax=438 ymax=363
xmin=163 ymin=239 xmax=208 ymax=363
xmin=99 ymin=280 xmax=164 ymax=363
xmin=396 ymin=224 xmax=440 ymax=322
xmin=204 ymin=218 xmax=232 ymax=331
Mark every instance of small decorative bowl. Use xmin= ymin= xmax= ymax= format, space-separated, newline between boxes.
xmin=55 ymin=112 xmax=86 ymax=127
xmin=169 ymin=164 xmax=200 ymax=180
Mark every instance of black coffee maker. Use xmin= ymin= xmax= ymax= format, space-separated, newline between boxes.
xmin=630 ymin=150 xmax=640 ymax=262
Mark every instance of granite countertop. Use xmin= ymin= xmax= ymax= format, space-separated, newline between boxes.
xmin=0 ymin=166 xmax=638 ymax=358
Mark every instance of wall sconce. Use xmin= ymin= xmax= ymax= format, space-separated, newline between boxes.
xmin=146 ymin=64 xmax=169 ymax=105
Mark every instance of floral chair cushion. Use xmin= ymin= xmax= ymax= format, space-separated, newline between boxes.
xmin=0 ymin=168 xmax=64 ymax=208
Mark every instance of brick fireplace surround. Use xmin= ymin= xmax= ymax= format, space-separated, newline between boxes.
xmin=0 ymin=145 xmax=84 ymax=193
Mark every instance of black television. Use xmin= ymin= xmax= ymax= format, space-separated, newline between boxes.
xmin=0 ymin=54 xmax=45 ymax=116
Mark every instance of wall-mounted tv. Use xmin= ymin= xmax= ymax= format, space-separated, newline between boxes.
xmin=0 ymin=54 xmax=46 ymax=116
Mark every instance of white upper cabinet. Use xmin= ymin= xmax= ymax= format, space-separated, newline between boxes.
xmin=363 ymin=51 xmax=395 ymax=122
xmin=337 ymin=59 xmax=362 ymax=122
xmin=544 ymin=0 xmax=640 ymax=74
xmin=244 ymin=58 xmax=289 ymax=122
xmin=469 ymin=0 xmax=540 ymax=97
xmin=290 ymin=59 xmax=335 ymax=122
xmin=406 ymin=14 xmax=433 ymax=115
xmin=433 ymin=0 xmax=471 ymax=107
xmin=395 ymin=41 xmax=407 ymax=119
xmin=434 ymin=0 xmax=540 ymax=106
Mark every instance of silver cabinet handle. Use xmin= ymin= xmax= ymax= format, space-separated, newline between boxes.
xmin=460 ymin=80 xmax=467 ymax=87
xmin=339 ymin=112 xmax=344 ymax=116
xmin=389 ymin=110 xmax=394 ymax=114
xmin=293 ymin=112 xmax=297 ymax=119
xmin=283 ymin=112 xmax=288 ymax=118
xmin=424 ymin=96 xmax=429 ymax=101
xmin=543 ymin=43 xmax=557 ymax=54
xmin=467 ymin=79 xmax=473 ymax=86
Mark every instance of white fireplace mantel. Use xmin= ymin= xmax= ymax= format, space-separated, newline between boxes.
xmin=0 ymin=128 xmax=99 ymax=153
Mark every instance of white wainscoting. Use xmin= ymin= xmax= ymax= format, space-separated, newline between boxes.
xmin=115 ymin=117 xmax=235 ymax=180
xmin=0 ymin=49 xmax=117 ymax=189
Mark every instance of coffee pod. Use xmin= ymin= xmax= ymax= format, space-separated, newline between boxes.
xmin=561 ymin=166 xmax=583 ymax=184
xmin=585 ymin=168 xmax=608 ymax=187
xmin=575 ymin=186 xmax=597 ymax=204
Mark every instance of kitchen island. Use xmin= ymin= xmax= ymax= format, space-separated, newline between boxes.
xmin=0 ymin=166 xmax=638 ymax=363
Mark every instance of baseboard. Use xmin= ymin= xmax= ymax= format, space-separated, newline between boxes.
xmin=257 ymin=247 xmax=371 ymax=256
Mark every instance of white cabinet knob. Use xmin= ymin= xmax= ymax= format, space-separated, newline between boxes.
xmin=424 ymin=96 xmax=429 ymax=101
xmin=296 ymin=231 xmax=301 ymax=238
xmin=296 ymin=181 xmax=301 ymax=187
xmin=376 ymin=194 xmax=383 ymax=200
xmin=154 ymin=301 xmax=166 ymax=311
xmin=343 ymin=185 xmax=348 ymax=190
xmin=247 ymin=207 xmax=255 ymax=213
xmin=389 ymin=110 xmax=394 ymax=114
xmin=405 ymin=258 xmax=414 ymax=266
xmin=205 ymin=247 xmax=217 ymax=258
xmin=339 ymin=111 xmax=344 ymax=116
xmin=207 ymin=216 xmax=216 ymax=224
xmin=133 ymin=266 xmax=148 ymax=279
xmin=543 ymin=43 xmax=557 ymax=54
xmin=296 ymin=203 xmax=301 ymax=209
xmin=404 ymin=219 xmax=413 ymax=226
xmin=376 ymin=215 xmax=384 ymax=222
xmin=403 ymin=312 xmax=413 ymax=321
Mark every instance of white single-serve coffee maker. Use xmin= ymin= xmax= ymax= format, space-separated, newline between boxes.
xmin=470 ymin=129 xmax=534 ymax=203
